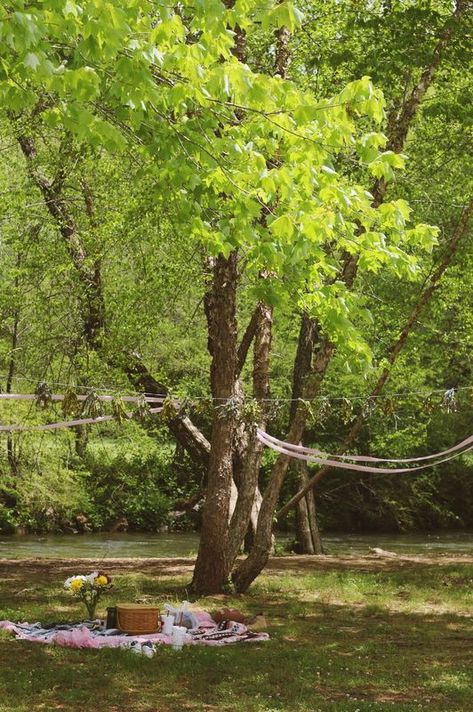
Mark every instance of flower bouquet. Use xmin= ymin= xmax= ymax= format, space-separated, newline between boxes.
xmin=64 ymin=571 xmax=113 ymax=620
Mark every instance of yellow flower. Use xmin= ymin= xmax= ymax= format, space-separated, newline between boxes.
xmin=96 ymin=575 xmax=108 ymax=587
xmin=70 ymin=578 xmax=84 ymax=592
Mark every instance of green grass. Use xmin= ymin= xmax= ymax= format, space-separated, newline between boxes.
xmin=0 ymin=557 xmax=472 ymax=711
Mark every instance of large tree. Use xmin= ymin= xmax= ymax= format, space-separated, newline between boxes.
xmin=0 ymin=0 xmax=442 ymax=591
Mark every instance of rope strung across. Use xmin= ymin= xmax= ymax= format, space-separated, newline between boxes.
xmin=0 ymin=408 xmax=163 ymax=432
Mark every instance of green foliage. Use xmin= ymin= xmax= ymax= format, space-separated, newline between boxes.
xmin=11 ymin=437 xmax=95 ymax=533
xmin=0 ymin=503 xmax=17 ymax=534
xmin=83 ymin=436 xmax=175 ymax=531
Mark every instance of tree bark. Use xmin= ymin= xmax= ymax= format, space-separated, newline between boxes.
xmin=295 ymin=492 xmax=314 ymax=554
xmin=226 ymin=302 xmax=273 ymax=569
xmin=237 ymin=304 xmax=266 ymax=376
xmin=191 ymin=251 xmax=239 ymax=594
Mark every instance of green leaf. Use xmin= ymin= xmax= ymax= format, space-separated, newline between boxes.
xmin=24 ymin=52 xmax=41 ymax=71
xmin=269 ymin=214 xmax=294 ymax=240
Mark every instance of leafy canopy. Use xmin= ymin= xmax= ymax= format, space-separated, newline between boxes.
xmin=0 ymin=0 xmax=438 ymax=360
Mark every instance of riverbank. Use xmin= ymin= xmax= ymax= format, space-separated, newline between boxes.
xmin=2 ymin=530 xmax=473 ymax=560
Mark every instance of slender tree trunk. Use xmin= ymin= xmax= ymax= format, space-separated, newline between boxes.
xmin=3 ymin=273 xmax=20 ymax=506
xmin=191 ymin=252 xmax=239 ymax=594
xmin=297 ymin=459 xmax=323 ymax=554
xmin=295 ymin=496 xmax=314 ymax=553
xmin=331 ymin=0 xmax=469 ymax=308
xmin=16 ymin=134 xmax=105 ymax=349
xmin=288 ymin=314 xmax=324 ymax=553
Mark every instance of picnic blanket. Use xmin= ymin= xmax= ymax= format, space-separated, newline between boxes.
xmin=0 ymin=613 xmax=269 ymax=655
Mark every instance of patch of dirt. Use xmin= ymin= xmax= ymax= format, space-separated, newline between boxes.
xmin=266 ymin=552 xmax=473 ymax=573
xmin=1 ymin=552 xmax=472 ymax=581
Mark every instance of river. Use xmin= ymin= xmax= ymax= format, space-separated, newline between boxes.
xmin=1 ymin=530 xmax=472 ymax=559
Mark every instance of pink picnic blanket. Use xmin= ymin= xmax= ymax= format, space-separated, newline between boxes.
xmin=0 ymin=612 xmax=269 ymax=649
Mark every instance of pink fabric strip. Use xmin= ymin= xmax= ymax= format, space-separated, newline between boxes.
xmin=0 ymin=408 xmax=162 ymax=433
xmin=0 ymin=394 xmax=166 ymax=403
xmin=257 ymin=428 xmax=473 ymax=464
xmin=256 ymin=430 xmax=473 ymax=474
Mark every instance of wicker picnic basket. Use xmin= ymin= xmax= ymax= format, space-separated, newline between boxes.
xmin=116 ymin=604 xmax=161 ymax=635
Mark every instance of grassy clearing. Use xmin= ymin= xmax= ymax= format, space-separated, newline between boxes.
xmin=0 ymin=555 xmax=472 ymax=712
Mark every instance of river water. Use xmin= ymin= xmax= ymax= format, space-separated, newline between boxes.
xmin=1 ymin=530 xmax=472 ymax=559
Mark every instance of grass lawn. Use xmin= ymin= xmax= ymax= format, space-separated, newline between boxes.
xmin=0 ymin=554 xmax=472 ymax=712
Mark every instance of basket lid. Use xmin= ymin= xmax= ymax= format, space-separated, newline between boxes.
xmin=116 ymin=603 xmax=160 ymax=611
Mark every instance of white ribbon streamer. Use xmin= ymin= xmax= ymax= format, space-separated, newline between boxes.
xmin=257 ymin=428 xmax=473 ymax=465
xmin=0 ymin=393 xmax=167 ymax=404
xmin=257 ymin=429 xmax=473 ymax=474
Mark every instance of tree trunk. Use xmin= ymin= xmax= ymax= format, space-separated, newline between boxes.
xmin=295 ymin=498 xmax=314 ymax=554
xmin=232 ymin=338 xmax=334 ymax=592
xmin=191 ymin=252 xmax=239 ymax=594
xmin=289 ymin=314 xmax=322 ymax=553
xmin=3 ymin=279 xmax=20 ymax=506
xmin=296 ymin=460 xmax=323 ymax=554
xmin=226 ymin=302 xmax=273 ymax=568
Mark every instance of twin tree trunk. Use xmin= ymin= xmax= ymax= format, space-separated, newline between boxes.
xmin=191 ymin=250 xmax=274 ymax=593
xmin=290 ymin=314 xmax=324 ymax=554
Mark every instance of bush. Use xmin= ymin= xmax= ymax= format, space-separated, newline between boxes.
xmin=84 ymin=436 xmax=175 ymax=531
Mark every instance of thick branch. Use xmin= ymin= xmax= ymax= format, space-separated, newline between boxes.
xmin=121 ymin=351 xmax=211 ymax=467
xmin=237 ymin=303 xmax=267 ymax=375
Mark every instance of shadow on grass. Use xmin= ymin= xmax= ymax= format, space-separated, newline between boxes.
xmin=1 ymin=583 xmax=472 ymax=712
